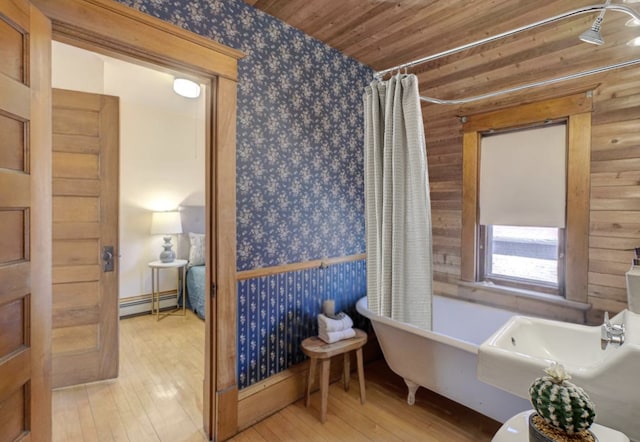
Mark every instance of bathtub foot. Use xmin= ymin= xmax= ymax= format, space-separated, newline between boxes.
xmin=404 ymin=379 xmax=419 ymax=406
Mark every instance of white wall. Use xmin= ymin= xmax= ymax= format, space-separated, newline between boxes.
xmin=52 ymin=42 xmax=205 ymax=299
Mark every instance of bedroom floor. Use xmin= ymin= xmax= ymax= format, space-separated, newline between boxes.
xmin=52 ymin=311 xmax=500 ymax=441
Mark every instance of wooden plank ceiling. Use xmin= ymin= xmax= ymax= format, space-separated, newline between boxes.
xmin=245 ymin=0 xmax=640 ymax=113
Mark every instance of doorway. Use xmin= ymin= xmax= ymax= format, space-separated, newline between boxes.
xmin=33 ymin=0 xmax=243 ymax=439
xmin=51 ymin=40 xmax=209 ymax=433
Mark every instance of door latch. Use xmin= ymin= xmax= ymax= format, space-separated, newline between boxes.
xmin=102 ymin=246 xmax=115 ymax=272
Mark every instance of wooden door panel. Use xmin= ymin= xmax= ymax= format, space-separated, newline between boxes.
xmin=51 ymin=353 xmax=101 ymax=386
xmin=0 ymin=74 xmax=30 ymax=119
xmin=53 ymin=305 xmax=100 ymax=328
xmin=0 ymin=297 xmax=26 ymax=358
xmin=53 ymin=239 xmax=99 ymax=266
xmin=0 ymin=18 xmax=25 ymax=82
xmin=52 ymin=324 xmax=99 ymax=353
xmin=53 ymin=178 xmax=100 ymax=197
xmin=53 ymin=133 xmax=100 ymax=153
xmin=53 ymin=152 xmax=99 ymax=179
xmin=0 ymin=349 xmax=30 ymax=396
xmin=53 ymin=222 xmax=100 ymax=240
xmin=0 ymin=174 xmax=30 ymax=207
xmin=0 ymin=1 xmax=51 ymax=439
xmin=52 ymin=88 xmax=119 ymax=388
xmin=0 ymin=264 xmax=29 ymax=301
xmin=53 ymin=108 xmax=99 ymax=136
xmin=53 ymin=196 xmax=100 ymax=223
xmin=0 ymin=353 xmax=31 ymax=439
xmin=53 ymin=265 xmax=101 ymax=284
xmin=0 ymin=385 xmax=27 ymax=442
xmin=0 ymin=210 xmax=27 ymax=263
xmin=53 ymin=281 xmax=100 ymax=308
xmin=0 ymin=115 xmax=27 ymax=171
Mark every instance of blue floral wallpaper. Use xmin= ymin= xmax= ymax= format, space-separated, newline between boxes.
xmin=117 ymin=0 xmax=373 ymax=389
xmin=238 ymin=260 xmax=367 ymax=389
xmin=117 ymin=0 xmax=372 ymax=271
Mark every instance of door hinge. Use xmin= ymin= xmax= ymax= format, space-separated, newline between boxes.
xmin=211 ymin=282 xmax=217 ymax=298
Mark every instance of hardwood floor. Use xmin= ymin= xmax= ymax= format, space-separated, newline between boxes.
xmin=53 ymin=311 xmax=207 ymax=442
xmin=53 ymin=311 xmax=500 ymax=441
xmin=232 ymin=362 xmax=500 ymax=442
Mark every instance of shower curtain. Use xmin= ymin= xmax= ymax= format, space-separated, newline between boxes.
xmin=364 ymin=74 xmax=433 ymax=330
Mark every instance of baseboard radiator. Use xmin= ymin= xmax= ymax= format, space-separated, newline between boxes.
xmin=119 ymin=291 xmax=178 ymax=318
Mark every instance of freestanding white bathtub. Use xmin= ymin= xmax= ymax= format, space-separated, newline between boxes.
xmin=356 ymin=295 xmax=530 ymax=423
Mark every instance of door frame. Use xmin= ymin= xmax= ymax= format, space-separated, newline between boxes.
xmin=32 ymin=0 xmax=243 ymax=439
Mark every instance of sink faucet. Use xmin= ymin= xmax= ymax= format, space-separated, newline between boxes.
xmin=601 ymin=311 xmax=625 ymax=349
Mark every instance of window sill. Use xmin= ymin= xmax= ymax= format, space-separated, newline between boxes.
xmin=456 ymin=281 xmax=591 ymax=323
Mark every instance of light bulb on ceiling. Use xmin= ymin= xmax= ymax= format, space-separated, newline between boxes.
xmin=173 ymin=78 xmax=201 ymax=98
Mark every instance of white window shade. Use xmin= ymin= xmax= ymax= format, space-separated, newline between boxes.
xmin=479 ymin=124 xmax=567 ymax=228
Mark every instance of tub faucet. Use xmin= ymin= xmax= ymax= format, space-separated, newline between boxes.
xmin=601 ymin=311 xmax=625 ymax=349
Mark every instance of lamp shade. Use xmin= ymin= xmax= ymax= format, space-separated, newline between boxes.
xmin=150 ymin=211 xmax=182 ymax=235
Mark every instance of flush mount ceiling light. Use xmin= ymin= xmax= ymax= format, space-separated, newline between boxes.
xmin=173 ymin=78 xmax=201 ymax=98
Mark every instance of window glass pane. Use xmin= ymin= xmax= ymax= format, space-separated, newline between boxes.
xmin=488 ymin=225 xmax=558 ymax=285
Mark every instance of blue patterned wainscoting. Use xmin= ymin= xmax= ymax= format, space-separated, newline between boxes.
xmin=237 ymin=260 xmax=367 ymax=389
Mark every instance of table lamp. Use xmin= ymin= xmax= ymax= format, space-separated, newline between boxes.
xmin=150 ymin=210 xmax=182 ymax=263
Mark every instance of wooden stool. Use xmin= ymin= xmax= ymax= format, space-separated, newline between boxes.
xmin=301 ymin=328 xmax=367 ymax=423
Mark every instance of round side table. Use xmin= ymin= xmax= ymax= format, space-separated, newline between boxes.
xmin=148 ymin=259 xmax=188 ymax=320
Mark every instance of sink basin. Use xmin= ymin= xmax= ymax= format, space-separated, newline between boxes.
xmin=481 ymin=315 xmax=617 ymax=378
xmin=478 ymin=310 xmax=640 ymax=440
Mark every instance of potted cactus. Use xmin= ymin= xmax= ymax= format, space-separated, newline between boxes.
xmin=528 ymin=362 xmax=597 ymax=442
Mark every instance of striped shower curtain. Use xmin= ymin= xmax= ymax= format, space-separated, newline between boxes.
xmin=363 ymin=74 xmax=433 ymax=330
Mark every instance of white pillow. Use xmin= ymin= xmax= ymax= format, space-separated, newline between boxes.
xmin=188 ymin=232 xmax=205 ymax=266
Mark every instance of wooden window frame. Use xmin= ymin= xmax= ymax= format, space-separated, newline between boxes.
xmin=461 ymin=93 xmax=592 ymax=303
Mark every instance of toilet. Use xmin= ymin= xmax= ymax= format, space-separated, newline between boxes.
xmin=493 ymin=410 xmax=630 ymax=442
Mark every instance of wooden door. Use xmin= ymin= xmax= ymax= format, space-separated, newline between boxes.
xmin=0 ymin=1 xmax=52 ymax=440
xmin=51 ymin=88 xmax=119 ymax=388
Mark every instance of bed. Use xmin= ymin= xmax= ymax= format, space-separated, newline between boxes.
xmin=176 ymin=206 xmax=206 ymax=320
xmin=185 ymin=265 xmax=205 ymax=319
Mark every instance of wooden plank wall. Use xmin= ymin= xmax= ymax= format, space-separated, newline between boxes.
xmin=421 ymin=67 xmax=640 ymax=325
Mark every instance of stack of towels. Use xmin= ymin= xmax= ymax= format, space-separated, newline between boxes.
xmin=318 ymin=312 xmax=355 ymax=344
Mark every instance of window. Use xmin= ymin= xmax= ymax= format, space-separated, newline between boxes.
xmin=476 ymin=123 xmax=567 ymax=294
xmin=480 ymin=225 xmax=564 ymax=295
xmin=461 ymin=93 xmax=592 ymax=303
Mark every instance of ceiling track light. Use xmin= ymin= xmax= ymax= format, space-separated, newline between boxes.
xmin=579 ymin=0 xmax=611 ymax=45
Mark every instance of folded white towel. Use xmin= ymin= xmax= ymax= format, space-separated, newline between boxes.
xmin=317 ymin=313 xmax=353 ymax=333
xmin=318 ymin=327 xmax=356 ymax=344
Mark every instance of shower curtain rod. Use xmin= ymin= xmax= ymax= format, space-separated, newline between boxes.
xmin=374 ymin=3 xmax=640 ymax=105
xmin=417 ymin=57 xmax=640 ymax=105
